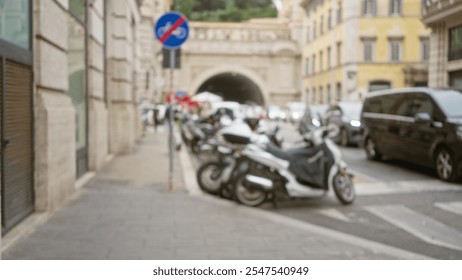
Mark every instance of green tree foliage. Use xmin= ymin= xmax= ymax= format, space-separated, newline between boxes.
xmin=172 ymin=0 xmax=277 ymax=22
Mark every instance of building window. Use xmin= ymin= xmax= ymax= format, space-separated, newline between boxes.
xmin=312 ymin=88 xmax=317 ymax=104
xmin=312 ymin=54 xmax=316 ymax=73
xmin=305 ymin=58 xmax=310 ymax=76
xmin=328 ymin=9 xmax=332 ymax=30
xmin=362 ymin=0 xmax=377 ymax=16
xmin=336 ymin=82 xmax=342 ymax=101
xmin=390 ymin=0 xmax=402 ymax=15
xmin=320 ymin=16 xmax=323 ymax=35
xmin=389 ymin=39 xmax=402 ymax=62
xmin=0 ymin=0 xmax=30 ymax=49
xmin=327 ymin=84 xmax=332 ymax=104
xmin=70 ymin=0 xmax=86 ymax=21
xmin=319 ymin=51 xmax=323 ymax=72
xmin=337 ymin=42 xmax=342 ymax=66
xmin=449 ymin=25 xmax=462 ymax=61
xmin=312 ymin=21 xmax=316 ymax=39
xmin=421 ymin=38 xmax=429 ymax=61
xmin=306 ymin=26 xmax=310 ymax=43
xmin=319 ymin=86 xmax=323 ymax=103
xmin=363 ymin=40 xmax=375 ymax=62
xmin=337 ymin=2 xmax=342 ymax=24
xmin=327 ymin=47 xmax=331 ymax=69
xmin=449 ymin=70 xmax=462 ymax=91
xmin=369 ymin=81 xmax=391 ymax=92
xmin=68 ymin=0 xmax=88 ymax=177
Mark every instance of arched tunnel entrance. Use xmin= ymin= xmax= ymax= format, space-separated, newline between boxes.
xmin=196 ymin=72 xmax=264 ymax=105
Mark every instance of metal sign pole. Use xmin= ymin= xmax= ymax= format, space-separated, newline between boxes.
xmin=155 ymin=11 xmax=189 ymax=193
xmin=168 ymin=48 xmax=175 ymax=192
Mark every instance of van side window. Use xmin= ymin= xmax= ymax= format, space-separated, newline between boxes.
xmin=364 ymin=98 xmax=382 ymax=113
xmin=412 ymin=96 xmax=434 ymax=116
xmin=381 ymin=94 xmax=401 ymax=114
xmin=394 ymin=96 xmax=414 ymax=117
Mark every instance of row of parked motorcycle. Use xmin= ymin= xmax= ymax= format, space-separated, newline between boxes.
xmin=180 ymin=108 xmax=356 ymax=207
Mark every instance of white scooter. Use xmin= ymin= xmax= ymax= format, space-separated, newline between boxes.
xmin=232 ymin=126 xmax=356 ymax=206
xmin=196 ymin=122 xmax=279 ymax=198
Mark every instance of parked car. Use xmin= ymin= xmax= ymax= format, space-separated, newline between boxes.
xmin=299 ymin=104 xmax=328 ymax=134
xmin=267 ymin=105 xmax=287 ymax=121
xmin=324 ymin=102 xmax=363 ymax=146
xmin=361 ymin=88 xmax=462 ymax=182
xmin=286 ymin=102 xmax=306 ymax=123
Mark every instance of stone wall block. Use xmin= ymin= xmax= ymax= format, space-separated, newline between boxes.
xmin=112 ymin=0 xmax=129 ymax=17
xmin=111 ymin=59 xmax=131 ymax=81
xmin=89 ymin=68 xmax=104 ymax=100
xmin=92 ymin=0 xmax=104 ymax=18
xmin=37 ymin=41 xmax=68 ymax=91
xmin=111 ymin=39 xmax=130 ymax=60
xmin=34 ymin=90 xmax=76 ymax=211
xmin=37 ymin=0 xmax=68 ymax=50
xmin=109 ymin=103 xmax=135 ymax=154
xmin=111 ymin=17 xmax=130 ymax=38
xmin=88 ymin=99 xmax=108 ymax=170
xmin=89 ymin=39 xmax=104 ymax=71
xmin=89 ymin=8 xmax=104 ymax=46
xmin=55 ymin=0 xmax=69 ymax=9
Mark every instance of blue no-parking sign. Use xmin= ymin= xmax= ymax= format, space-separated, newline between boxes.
xmin=155 ymin=11 xmax=189 ymax=49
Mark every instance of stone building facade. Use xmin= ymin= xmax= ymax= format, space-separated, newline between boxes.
xmin=300 ymin=0 xmax=430 ymax=104
xmin=0 ymin=0 xmax=168 ymax=252
xmin=179 ymin=19 xmax=301 ymax=107
xmin=423 ymin=0 xmax=462 ymax=90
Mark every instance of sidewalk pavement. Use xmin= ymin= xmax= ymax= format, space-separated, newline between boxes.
xmin=3 ymin=127 xmax=430 ymax=260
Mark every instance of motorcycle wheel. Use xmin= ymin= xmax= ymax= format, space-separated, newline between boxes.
xmin=196 ymin=161 xmax=223 ymax=195
xmin=233 ymin=173 xmax=267 ymax=207
xmin=333 ymin=172 xmax=356 ymax=205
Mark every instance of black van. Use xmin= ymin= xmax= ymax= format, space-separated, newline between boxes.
xmin=361 ymin=88 xmax=462 ymax=182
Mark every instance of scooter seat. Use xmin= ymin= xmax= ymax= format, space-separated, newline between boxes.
xmin=265 ymin=142 xmax=322 ymax=162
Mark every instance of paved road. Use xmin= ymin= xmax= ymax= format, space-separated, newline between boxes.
xmin=192 ymin=121 xmax=462 ymax=259
xmin=268 ymin=122 xmax=462 ymax=259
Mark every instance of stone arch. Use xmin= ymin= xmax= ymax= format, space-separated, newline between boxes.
xmin=189 ymin=65 xmax=269 ymax=105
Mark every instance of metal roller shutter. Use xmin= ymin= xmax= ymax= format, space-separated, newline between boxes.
xmin=1 ymin=59 xmax=34 ymax=233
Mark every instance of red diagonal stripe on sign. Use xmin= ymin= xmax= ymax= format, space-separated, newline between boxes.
xmin=160 ymin=16 xmax=186 ymax=43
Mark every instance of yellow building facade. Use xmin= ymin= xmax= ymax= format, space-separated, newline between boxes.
xmin=300 ymin=0 xmax=430 ymax=104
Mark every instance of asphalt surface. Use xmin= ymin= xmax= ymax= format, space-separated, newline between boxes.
xmin=264 ymin=122 xmax=462 ymax=259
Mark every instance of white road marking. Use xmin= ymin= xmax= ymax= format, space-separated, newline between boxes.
xmin=435 ymin=202 xmax=462 ymax=217
xmin=366 ymin=205 xmax=462 ymax=251
xmin=317 ymin=208 xmax=352 ymax=223
xmin=355 ymin=180 xmax=462 ymax=196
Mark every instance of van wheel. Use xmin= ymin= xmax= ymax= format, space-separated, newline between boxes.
xmin=435 ymin=148 xmax=459 ymax=182
xmin=365 ymin=137 xmax=381 ymax=161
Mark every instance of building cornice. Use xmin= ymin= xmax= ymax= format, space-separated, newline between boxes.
xmin=423 ymin=0 xmax=462 ymax=25
xmin=300 ymin=0 xmax=313 ymax=9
